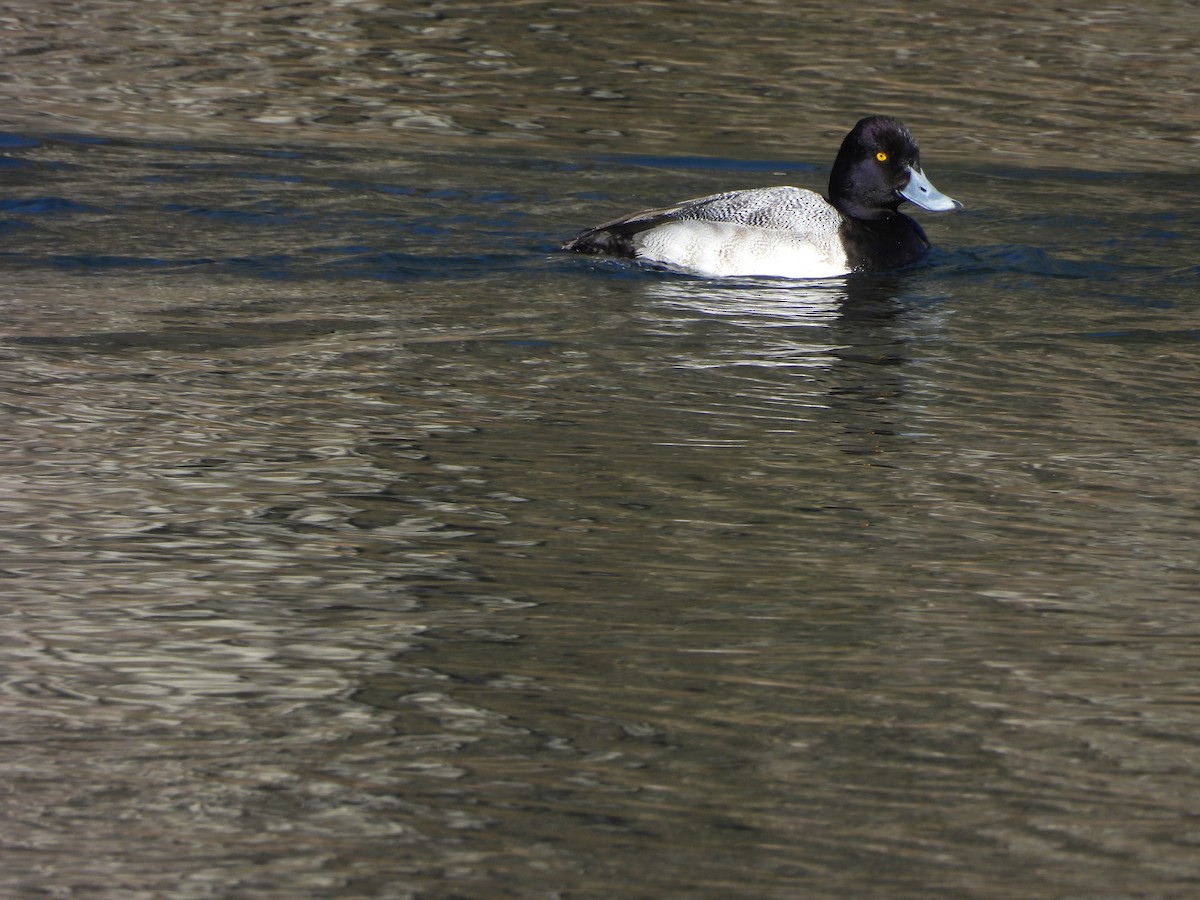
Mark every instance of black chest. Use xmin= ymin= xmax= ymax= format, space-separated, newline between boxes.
xmin=839 ymin=213 xmax=931 ymax=273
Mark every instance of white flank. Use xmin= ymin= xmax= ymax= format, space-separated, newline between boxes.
xmin=636 ymin=220 xmax=850 ymax=279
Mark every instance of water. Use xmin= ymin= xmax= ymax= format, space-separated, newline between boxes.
xmin=2 ymin=2 xmax=1200 ymax=897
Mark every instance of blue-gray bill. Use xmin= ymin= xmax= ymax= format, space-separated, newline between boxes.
xmin=899 ymin=166 xmax=962 ymax=211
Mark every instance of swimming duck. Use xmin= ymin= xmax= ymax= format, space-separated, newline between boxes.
xmin=562 ymin=115 xmax=961 ymax=279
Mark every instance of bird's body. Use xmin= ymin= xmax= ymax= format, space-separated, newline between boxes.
xmin=562 ymin=116 xmax=961 ymax=279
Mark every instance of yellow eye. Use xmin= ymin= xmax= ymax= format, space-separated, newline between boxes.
xmin=875 ymin=151 xmax=888 ymax=162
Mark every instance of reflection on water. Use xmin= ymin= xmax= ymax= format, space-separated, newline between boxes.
xmin=647 ymin=276 xmax=845 ymax=327
xmin=2 ymin=1 xmax=1200 ymax=897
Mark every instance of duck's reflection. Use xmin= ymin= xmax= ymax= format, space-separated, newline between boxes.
xmin=628 ymin=272 xmax=929 ymax=460
xmin=644 ymin=276 xmax=845 ymax=327
xmin=636 ymin=273 xmax=913 ymax=373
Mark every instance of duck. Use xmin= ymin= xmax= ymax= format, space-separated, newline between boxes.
xmin=561 ymin=115 xmax=961 ymax=279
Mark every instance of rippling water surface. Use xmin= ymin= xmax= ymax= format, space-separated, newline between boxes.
xmin=2 ymin=2 xmax=1200 ymax=897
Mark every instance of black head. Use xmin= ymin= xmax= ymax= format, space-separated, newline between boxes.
xmin=828 ymin=116 xmax=935 ymax=219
